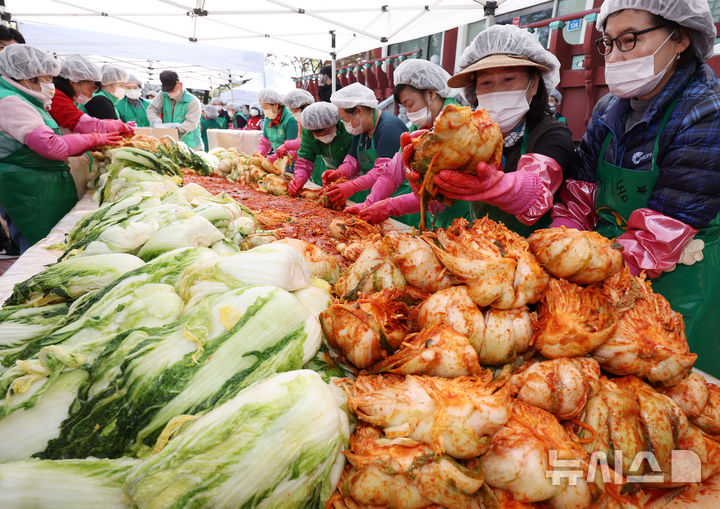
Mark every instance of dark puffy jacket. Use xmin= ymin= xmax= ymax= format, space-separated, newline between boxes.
xmin=576 ymin=59 xmax=720 ymax=229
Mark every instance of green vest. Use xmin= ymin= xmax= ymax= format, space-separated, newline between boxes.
xmin=262 ymin=106 xmax=298 ymax=151
xmin=161 ymin=91 xmax=202 ymax=149
xmin=0 ymin=78 xmax=78 ymax=244
xmin=297 ymin=120 xmax=353 ymax=185
xmin=201 ymin=117 xmax=224 ymax=151
xmin=116 ymin=97 xmax=150 ymax=127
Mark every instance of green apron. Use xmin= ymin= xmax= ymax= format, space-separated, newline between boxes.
xmin=263 ymin=107 xmax=297 ymax=151
xmin=594 ymin=94 xmax=720 ymax=377
xmin=470 ymin=131 xmax=552 ymax=237
xmin=351 ymin=110 xmax=380 ymax=205
xmin=162 ymin=91 xmax=203 ymax=149
xmin=0 ymin=79 xmax=78 ymax=245
xmin=116 ymin=97 xmax=150 ymax=127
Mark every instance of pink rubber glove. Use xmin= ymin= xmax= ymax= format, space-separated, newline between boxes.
xmin=266 ymin=152 xmax=278 ymax=163
xmin=326 ymin=179 xmax=362 ymax=206
xmin=282 ymin=138 xmax=301 ymax=159
xmin=550 ymin=180 xmax=598 ymax=231
xmin=322 ymin=155 xmax=360 ymax=186
xmin=25 ymin=126 xmax=122 ymax=160
xmin=257 ymin=136 xmax=272 ymax=157
xmin=616 ymin=208 xmax=697 ymax=278
xmin=364 ymin=153 xmax=406 ymax=206
xmin=289 ymin=157 xmax=314 ymax=196
xmin=102 ymin=119 xmax=135 ymax=135
xmin=433 ymin=154 xmax=561 ymax=226
xmin=358 ymin=193 xmax=423 ymax=224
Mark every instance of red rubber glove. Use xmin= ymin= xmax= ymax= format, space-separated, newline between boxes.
xmin=344 ymin=203 xmax=364 ymax=215
xmin=550 ymin=180 xmax=598 ymax=231
xmin=359 ymin=194 xmax=423 ymax=224
xmin=326 ymin=180 xmax=358 ymax=206
xmin=400 ymin=129 xmax=427 ymax=168
xmin=322 ymin=169 xmax=344 ymax=186
xmin=275 ymin=143 xmax=288 ymax=158
xmin=266 ymin=152 xmax=278 ymax=163
xmin=120 ymin=121 xmax=136 ymax=136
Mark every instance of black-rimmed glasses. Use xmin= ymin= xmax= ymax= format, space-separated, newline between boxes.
xmin=595 ymin=26 xmax=665 ymax=56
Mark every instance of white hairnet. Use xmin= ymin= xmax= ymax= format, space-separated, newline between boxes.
xmin=394 ymin=59 xmax=457 ymax=98
xmin=0 ymin=44 xmax=60 ymax=80
xmin=226 ymin=102 xmax=239 ymax=111
xmin=203 ymin=104 xmax=219 ymax=119
xmin=597 ymin=0 xmax=717 ymax=61
xmin=330 ymin=82 xmax=378 ymax=109
xmin=456 ymin=24 xmax=560 ymax=107
xmin=58 ymin=54 xmax=102 ymax=82
xmin=257 ymin=88 xmax=283 ymax=104
xmin=283 ymin=88 xmax=315 ymax=109
xmin=101 ymin=64 xmax=128 ymax=85
xmin=301 ymin=102 xmax=339 ymax=130
xmin=211 ymin=97 xmax=224 ymax=105
xmin=127 ymin=74 xmax=143 ymax=88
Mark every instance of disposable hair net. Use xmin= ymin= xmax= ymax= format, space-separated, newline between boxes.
xmin=597 ymin=0 xmax=717 ymax=61
xmin=0 ymin=44 xmax=60 ymax=80
xmin=394 ymin=59 xmax=457 ymax=98
xmin=226 ymin=102 xmax=239 ymax=111
xmin=301 ymin=102 xmax=339 ymax=130
xmin=58 ymin=54 xmax=102 ymax=82
xmin=257 ymin=88 xmax=283 ymax=104
xmin=211 ymin=97 xmax=224 ymax=105
xmin=457 ymin=24 xmax=560 ymax=107
xmin=127 ymin=74 xmax=143 ymax=88
xmin=330 ymin=82 xmax=378 ymax=109
xmin=550 ymin=89 xmax=563 ymax=103
xmin=284 ymin=88 xmax=315 ymax=109
xmin=250 ymin=103 xmax=261 ymax=115
xmin=101 ymin=64 xmax=129 ymax=85
xmin=203 ymin=104 xmax=219 ymax=119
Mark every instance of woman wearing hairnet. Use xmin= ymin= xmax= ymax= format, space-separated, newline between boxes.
xmin=551 ymin=0 xmax=720 ymax=374
xmin=325 ymin=82 xmax=408 ymax=205
xmin=49 ymin=54 xmax=135 ymax=135
xmin=200 ymin=104 xmax=224 ymax=151
xmin=116 ymin=74 xmax=151 ymax=127
xmin=347 ymin=58 xmax=467 ymax=226
xmin=245 ymin=104 xmax=263 ymax=130
xmin=83 ymin=64 xmax=129 ymax=120
xmin=287 ymin=101 xmax=353 ymax=195
xmin=267 ymin=88 xmax=315 ymax=164
xmin=0 ymin=45 xmax=122 ymax=251
xmin=401 ymin=25 xmax=574 ymax=235
xmin=256 ymin=88 xmax=298 ymax=156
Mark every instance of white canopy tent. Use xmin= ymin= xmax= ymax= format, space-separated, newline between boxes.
xmin=8 ymin=0 xmax=546 ymax=60
xmin=16 ymin=21 xmax=264 ymax=90
xmin=219 ymin=69 xmax=296 ymax=105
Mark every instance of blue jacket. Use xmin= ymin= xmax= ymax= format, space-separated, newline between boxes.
xmin=576 ymin=59 xmax=720 ymax=229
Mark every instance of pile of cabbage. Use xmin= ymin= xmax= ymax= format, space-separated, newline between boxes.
xmin=0 ymin=167 xmax=349 ymax=508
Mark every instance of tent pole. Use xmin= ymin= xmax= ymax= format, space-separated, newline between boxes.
xmin=0 ymin=0 xmax=9 ymax=28
xmin=330 ymin=30 xmax=337 ymax=94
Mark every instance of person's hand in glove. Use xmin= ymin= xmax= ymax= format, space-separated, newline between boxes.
xmin=321 ymin=169 xmax=344 ymax=186
xmin=326 ymin=179 xmax=360 ymax=206
xmin=89 ymin=132 xmax=124 ymax=148
xmin=266 ymin=152 xmax=278 ymax=163
xmin=400 ymin=130 xmax=428 ymax=197
xmin=288 ymin=157 xmax=313 ymax=196
xmin=358 ymin=194 xmax=422 ymax=224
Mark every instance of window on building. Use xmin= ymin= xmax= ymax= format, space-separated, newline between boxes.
xmin=494 ymin=1 xmax=554 ymax=47
xmin=388 ymin=32 xmax=443 ymax=61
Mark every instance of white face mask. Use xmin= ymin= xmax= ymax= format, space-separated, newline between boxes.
xmin=40 ymin=82 xmax=55 ymax=108
xmin=605 ymin=30 xmax=676 ymax=99
xmin=168 ymin=89 xmax=183 ymax=100
xmin=263 ymin=108 xmax=277 ymax=120
xmin=250 ymin=109 xmax=260 ymax=116
xmin=108 ymin=85 xmax=125 ymax=100
xmin=406 ymin=93 xmax=433 ymax=128
xmin=342 ymin=119 xmax=364 ymax=135
xmin=75 ymin=93 xmax=92 ymax=105
xmin=315 ymin=129 xmax=336 ymax=144
xmin=125 ymin=89 xmax=141 ymax=100
xmin=548 ymin=102 xmax=557 ymax=114
xmin=477 ymin=81 xmax=532 ymax=134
